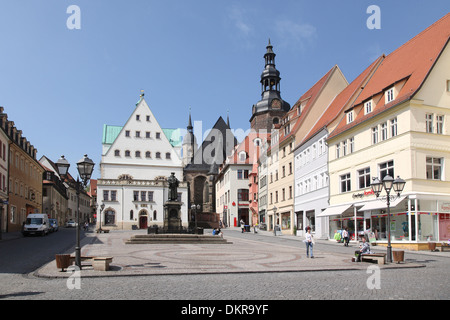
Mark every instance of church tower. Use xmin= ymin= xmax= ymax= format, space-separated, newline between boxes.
xmin=250 ymin=40 xmax=290 ymax=132
xmin=182 ymin=110 xmax=198 ymax=166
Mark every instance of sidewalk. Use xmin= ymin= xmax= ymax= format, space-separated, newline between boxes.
xmin=32 ymin=228 xmax=436 ymax=279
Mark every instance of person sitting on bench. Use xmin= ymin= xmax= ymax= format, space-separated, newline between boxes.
xmin=355 ymin=237 xmax=371 ymax=262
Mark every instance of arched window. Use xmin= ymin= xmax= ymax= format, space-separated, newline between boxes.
xmin=105 ymin=209 xmax=116 ymax=225
xmin=125 ymin=150 xmax=130 ymax=157
xmin=145 ymin=151 xmax=151 ymax=158
xmin=114 ymin=150 xmax=120 ymax=156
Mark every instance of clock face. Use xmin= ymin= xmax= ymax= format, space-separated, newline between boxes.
xmin=271 ymin=99 xmax=281 ymax=109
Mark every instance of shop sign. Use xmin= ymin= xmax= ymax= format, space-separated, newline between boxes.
xmin=439 ymin=201 xmax=450 ymax=213
xmin=352 ymin=189 xmax=374 ymax=199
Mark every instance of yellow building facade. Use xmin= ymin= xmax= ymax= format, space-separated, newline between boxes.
xmin=325 ymin=14 xmax=450 ymax=249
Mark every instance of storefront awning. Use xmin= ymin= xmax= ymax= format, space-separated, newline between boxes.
xmin=317 ymin=204 xmax=352 ymax=217
xmin=358 ymin=196 xmax=406 ymax=212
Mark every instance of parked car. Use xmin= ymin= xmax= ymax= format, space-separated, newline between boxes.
xmin=66 ymin=220 xmax=77 ymax=228
xmin=23 ymin=213 xmax=50 ymax=236
xmin=49 ymin=219 xmax=58 ymax=232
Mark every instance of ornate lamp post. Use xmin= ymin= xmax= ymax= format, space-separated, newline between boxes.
xmin=371 ymin=175 xmax=405 ymax=263
xmin=56 ymin=155 xmax=95 ymax=269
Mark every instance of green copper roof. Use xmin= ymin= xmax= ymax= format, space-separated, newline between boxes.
xmin=163 ymin=128 xmax=182 ymax=147
xmin=102 ymin=125 xmax=123 ymax=144
xmin=102 ymin=125 xmax=182 ymax=148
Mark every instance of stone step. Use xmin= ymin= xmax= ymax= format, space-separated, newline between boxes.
xmin=125 ymin=234 xmax=232 ymax=244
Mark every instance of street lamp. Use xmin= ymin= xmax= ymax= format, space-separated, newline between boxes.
xmin=191 ymin=204 xmax=201 ymax=233
xmin=56 ymin=155 xmax=95 ymax=269
xmin=371 ymin=175 xmax=406 ymax=263
xmin=97 ymin=202 xmax=105 ymax=232
xmin=272 ymin=206 xmax=278 ymax=236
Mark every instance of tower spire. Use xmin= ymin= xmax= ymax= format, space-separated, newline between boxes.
xmin=187 ymin=107 xmax=193 ymax=131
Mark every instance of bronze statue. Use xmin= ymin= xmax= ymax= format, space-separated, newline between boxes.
xmin=168 ymin=172 xmax=179 ymax=201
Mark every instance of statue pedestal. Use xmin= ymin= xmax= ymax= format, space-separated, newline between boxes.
xmin=163 ymin=201 xmax=182 ymax=232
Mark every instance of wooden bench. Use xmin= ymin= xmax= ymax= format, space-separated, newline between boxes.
xmin=96 ymin=229 xmax=110 ymax=233
xmin=92 ymin=257 xmax=113 ymax=271
xmin=440 ymin=244 xmax=450 ymax=252
xmin=361 ymin=253 xmax=386 ymax=265
xmin=69 ymin=256 xmax=94 ymax=265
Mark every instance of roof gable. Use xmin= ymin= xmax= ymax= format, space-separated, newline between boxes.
xmin=329 ymin=13 xmax=450 ymax=139
xmin=301 ymin=55 xmax=384 ymax=145
xmin=103 ymin=97 xmax=182 ymax=165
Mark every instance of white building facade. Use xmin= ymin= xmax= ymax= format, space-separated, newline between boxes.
xmin=97 ymin=96 xmax=188 ymax=230
xmin=294 ymin=129 xmax=329 ymax=238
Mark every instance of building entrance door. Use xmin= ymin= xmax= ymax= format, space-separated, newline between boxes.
xmin=139 ymin=216 xmax=148 ymax=229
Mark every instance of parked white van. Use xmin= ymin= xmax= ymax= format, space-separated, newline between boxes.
xmin=23 ymin=213 xmax=50 ymax=236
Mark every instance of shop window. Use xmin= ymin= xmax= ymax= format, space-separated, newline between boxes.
xmin=105 ymin=210 xmax=116 ymax=225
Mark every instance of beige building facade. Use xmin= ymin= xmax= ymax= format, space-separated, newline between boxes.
xmin=266 ymin=65 xmax=348 ymax=234
xmin=324 ymin=14 xmax=450 ymax=249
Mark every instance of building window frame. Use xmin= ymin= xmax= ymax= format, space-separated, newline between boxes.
xmin=340 ymin=173 xmax=351 ymax=193
xmin=426 ymin=157 xmax=443 ymax=180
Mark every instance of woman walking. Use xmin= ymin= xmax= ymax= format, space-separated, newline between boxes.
xmin=305 ymin=227 xmax=314 ymax=258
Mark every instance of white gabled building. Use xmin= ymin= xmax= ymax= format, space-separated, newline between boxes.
xmin=97 ymin=95 xmax=188 ymax=230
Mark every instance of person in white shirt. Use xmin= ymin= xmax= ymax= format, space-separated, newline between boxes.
xmin=305 ymin=227 xmax=314 ymax=258
xmin=343 ymin=227 xmax=349 ymax=247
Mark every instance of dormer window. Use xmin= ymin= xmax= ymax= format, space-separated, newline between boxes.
xmin=239 ymin=151 xmax=247 ymax=162
xmin=346 ymin=110 xmax=354 ymax=124
xmin=364 ymin=100 xmax=373 ymax=115
xmin=386 ymin=87 xmax=395 ymax=103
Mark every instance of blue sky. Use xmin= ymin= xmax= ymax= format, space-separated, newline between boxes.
xmin=0 ymin=0 xmax=448 ymax=180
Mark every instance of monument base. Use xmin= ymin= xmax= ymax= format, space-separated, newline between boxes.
xmin=163 ymin=201 xmax=182 ymax=233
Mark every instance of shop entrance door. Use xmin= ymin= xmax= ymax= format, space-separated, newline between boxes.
xmin=439 ymin=214 xmax=450 ymax=240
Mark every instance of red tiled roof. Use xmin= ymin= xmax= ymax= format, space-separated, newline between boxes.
xmin=300 ymin=55 xmax=384 ymax=145
xmin=270 ymin=65 xmax=338 ymax=151
xmin=329 ymin=13 xmax=450 ymax=140
xmin=226 ymin=131 xmax=270 ymax=165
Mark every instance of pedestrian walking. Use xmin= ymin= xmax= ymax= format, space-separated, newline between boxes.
xmin=240 ymin=219 xmax=245 ymax=233
xmin=343 ymin=227 xmax=349 ymax=247
xmin=304 ymin=227 xmax=314 ymax=258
